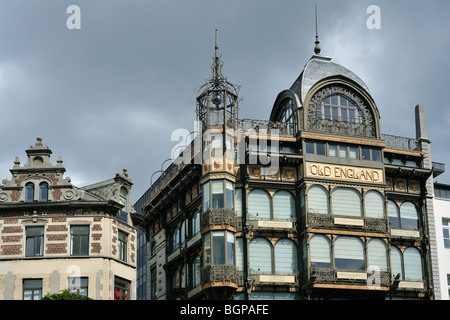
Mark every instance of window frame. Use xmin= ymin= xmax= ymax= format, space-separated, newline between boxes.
xmin=118 ymin=230 xmax=128 ymax=262
xmin=70 ymin=225 xmax=90 ymax=256
xmin=25 ymin=226 xmax=44 ymax=257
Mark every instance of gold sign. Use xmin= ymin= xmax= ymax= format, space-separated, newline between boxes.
xmin=306 ymin=162 xmax=384 ymax=184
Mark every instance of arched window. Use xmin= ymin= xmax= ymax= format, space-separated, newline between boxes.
xmin=39 ymin=182 xmax=49 ymax=202
xmin=307 ymin=185 xmax=329 ymax=214
xmin=364 ymin=191 xmax=384 ymax=218
xmin=274 ymin=239 xmax=297 ymax=274
xmin=400 ymin=202 xmax=419 ymax=230
xmin=367 ymin=239 xmax=388 ymax=271
xmin=310 ymin=235 xmax=331 ymax=268
xmin=273 ymin=191 xmax=295 ymax=220
xmin=390 ymin=246 xmax=403 ymax=280
xmin=334 ymin=237 xmax=365 ymax=270
xmin=404 ymin=247 xmax=423 ymax=281
xmin=331 ymin=188 xmax=362 ymax=217
xmin=249 ymin=237 xmax=272 ymax=274
xmin=248 ymin=189 xmax=271 ymax=220
xmin=25 ymin=182 xmax=35 ymax=202
xmin=387 ymin=200 xmax=400 ymax=229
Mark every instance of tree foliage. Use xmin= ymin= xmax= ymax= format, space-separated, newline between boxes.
xmin=41 ymin=289 xmax=93 ymax=300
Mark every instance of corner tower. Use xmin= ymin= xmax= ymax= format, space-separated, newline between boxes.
xmin=196 ymin=30 xmax=240 ymax=299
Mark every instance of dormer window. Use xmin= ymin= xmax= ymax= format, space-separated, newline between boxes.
xmin=25 ymin=183 xmax=35 ymax=202
xmin=39 ymin=182 xmax=49 ymax=202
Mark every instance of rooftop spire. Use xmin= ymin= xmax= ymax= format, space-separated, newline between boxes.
xmin=314 ymin=4 xmax=321 ymax=55
xmin=213 ymin=29 xmax=223 ymax=83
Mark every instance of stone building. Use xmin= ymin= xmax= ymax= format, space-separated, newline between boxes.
xmin=0 ymin=137 xmax=138 ymax=300
xmin=137 ymin=31 xmax=439 ymax=300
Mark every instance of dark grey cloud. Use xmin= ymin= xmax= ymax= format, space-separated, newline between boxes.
xmin=0 ymin=0 xmax=449 ymax=202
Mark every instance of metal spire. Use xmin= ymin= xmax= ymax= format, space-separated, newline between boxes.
xmin=314 ymin=4 xmax=321 ymax=55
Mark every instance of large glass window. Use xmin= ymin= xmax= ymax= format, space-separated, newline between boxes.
xmin=249 ymin=237 xmax=272 ymax=274
xmin=202 ymin=180 xmax=234 ymax=212
xmin=235 ymin=237 xmax=244 ymax=271
xmin=203 ymin=231 xmax=235 ymax=266
xmin=274 ymin=239 xmax=297 ymax=274
xmin=317 ymin=95 xmax=362 ymax=123
xmin=334 ymin=237 xmax=365 ymax=270
xmin=364 ymin=191 xmax=385 ymax=219
xmin=273 ymin=191 xmax=295 ymax=220
xmin=25 ymin=226 xmax=44 ymax=257
xmin=331 ymin=188 xmax=362 ymax=217
xmin=307 ymin=185 xmax=329 ymax=214
xmin=71 ymin=225 xmax=89 ymax=256
xmin=192 ymin=256 xmax=201 ymax=288
xmin=235 ymin=188 xmax=242 ymax=217
xmin=248 ymin=189 xmax=271 ymax=220
xmin=23 ymin=279 xmax=42 ymax=300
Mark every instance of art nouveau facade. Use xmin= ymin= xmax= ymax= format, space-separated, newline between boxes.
xmin=138 ymin=34 xmax=439 ymax=300
xmin=0 ymin=138 xmax=138 ymax=300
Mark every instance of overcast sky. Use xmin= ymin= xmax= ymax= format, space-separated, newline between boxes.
xmin=0 ymin=0 xmax=449 ymax=203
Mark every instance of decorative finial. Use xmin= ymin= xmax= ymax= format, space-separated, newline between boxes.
xmin=314 ymin=4 xmax=321 ymax=55
xmin=213 ymin=29 xmax=221 ymax=82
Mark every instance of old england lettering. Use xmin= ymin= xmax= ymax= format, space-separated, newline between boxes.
xmin=306 ymin=162 xmax=383 ymax=184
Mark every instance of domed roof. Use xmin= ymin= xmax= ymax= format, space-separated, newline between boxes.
xmin=290 ymin=55 xmax=371 ymax=105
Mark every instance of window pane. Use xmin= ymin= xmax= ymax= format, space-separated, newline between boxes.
xmin=212 ymin=231 xmax=225 ymax=265
xmin=332 ymin=188 xmax=362 ymax=217
xmin=248 ymin=189 xmax=271 ymax=220
xmin=316 ymin=142 xmax=326 ymax=155
xmin=310 ymin=235 xmax=331 ymax=268
xmin=307 ymin=185 xmax=328 ymax=215
xmin=39 ymin=183 xmax=48 ymax=202
xmin=273 ymin=191 xmax=295 ymax=220
xmin=249 ymin=238 xmax=272 ymax=274
xmin=365 ymin=191 xmax=384 ymax=218
xmin=349 ymin=147 xmax=358 ymax=159
xmin=235 ymin=238 xmax=244 ymax=271
xmin=226 ymin=181 xmax=234 ymax=210
xmin=211 ymin=180 xmax=224 ymax=209
xmin=372 ymin=149 xmax=381 ymax=162
xmin=339 ymin=146 xmax=348 ymax=158
xmin=388 ymin=200 xmax=400 ymax=229
xmin=25 ymin=183 xmax=34 ymax=202
xmin=203 ymin=233 xmax=211 ymax=265
xmin=362 ymin=148 xmax=371 ymax=160
xmin=329 ymin=144 xmax=337 ymax=157
xmin=226 ymin=231 xmax=235 ymax=265
xmin=400 ymin=202 xmax=419 ymax=230
xmin=235 ymin=189 xmax=242 ymax=217
xmin=334 ymin=237 xmax=365 ymax=270
xmin=202 ymin=182 xmax=210 ymax=212
xmin=305 ymin=142 xmax=315 ymax=154
xmin=274 ymin=239 xmax=297 ymax=274
xmin=390 ymin=246 xmax=403 ymax=280
xmin=367 ymin=239 xmax=388 ymax=271
xmin=404 ymin=247 xmax=423 ymax=281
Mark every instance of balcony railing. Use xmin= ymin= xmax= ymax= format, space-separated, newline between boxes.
xmin=382 ymin=134 xmax=419 ymax=152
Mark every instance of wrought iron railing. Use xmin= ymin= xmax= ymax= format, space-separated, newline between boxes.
xmin=382 ymin=134 xmax=419 ymax=152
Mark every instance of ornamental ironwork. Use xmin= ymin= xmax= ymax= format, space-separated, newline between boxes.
xmin=307 ymin=85 xmax=375 ymax=138
xmin=201 ymin=264 xmax=239 ymax=285
xmin=200 ymin=208 xmax=238 ymax=230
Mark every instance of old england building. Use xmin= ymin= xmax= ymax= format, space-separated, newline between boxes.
xmin=0 ymin=137 xmax=138 ymax=300
xmin=136 ymin=30 xmax=440 ymax=301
